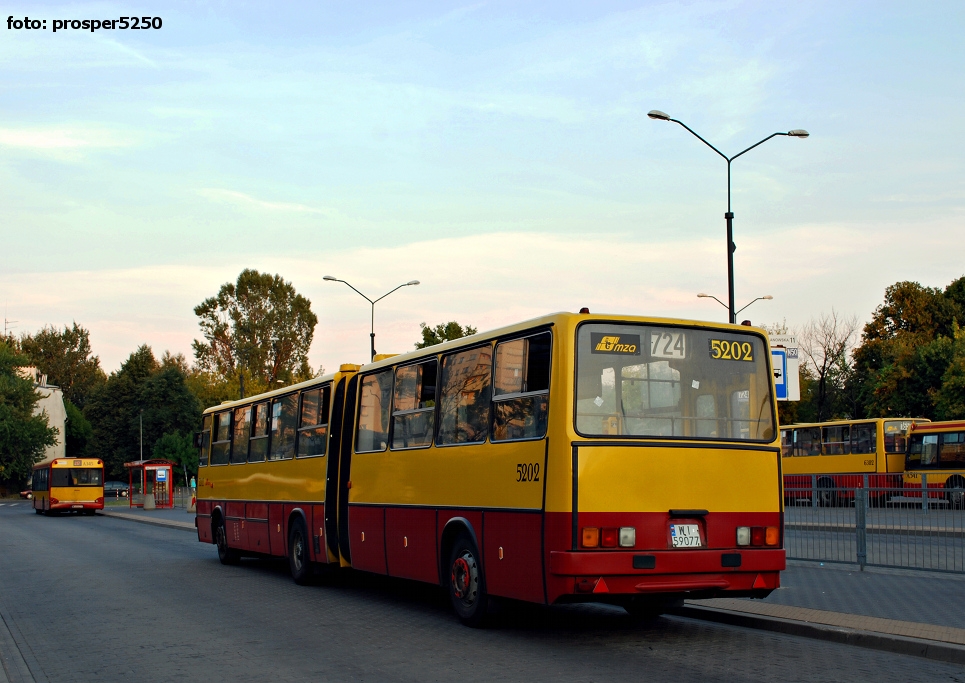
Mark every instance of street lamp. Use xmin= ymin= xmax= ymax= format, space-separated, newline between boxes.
xmin=698 ymin=293 xmax=773 ymax=319
xmin=324 ymin=276 xmax=420 ymax=361
xmin=650 ymin=109 xmax=807 ymax=324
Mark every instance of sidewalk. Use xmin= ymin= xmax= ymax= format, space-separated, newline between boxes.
xmin=101 ymin=505 xmax=196 ymax=531
xmin=677 ymin=561 xmax=965 ymax=664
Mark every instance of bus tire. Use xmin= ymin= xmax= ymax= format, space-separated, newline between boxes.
xmin=817 ymin=479 xmax=836 ymax=507
xmin=447 ymin=534 xmax=490 ymax=627
xmin=288 ymin=517 xmax=313 ymax=585
xmin=946 ymin=477 xmax=965 ymax=510
xmin=214 ymin=517 xmax=240 ymax=565
xmin=35 ymin=508 xmax=42 ymax=515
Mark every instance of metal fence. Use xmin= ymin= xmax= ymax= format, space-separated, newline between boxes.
xmin=785 ymin=475 xmax=965 ymax=573
xmin=108 ymin=486 xmax=193 ymax=509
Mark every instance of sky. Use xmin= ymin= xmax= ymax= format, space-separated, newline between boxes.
xmin=2 ymin=1 xmax=964 ymax=374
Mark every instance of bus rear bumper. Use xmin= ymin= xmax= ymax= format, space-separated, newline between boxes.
xmin=548 ymin=548 xmax=784 ymax=601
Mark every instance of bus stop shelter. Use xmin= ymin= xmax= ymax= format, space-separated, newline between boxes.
xmin=124 ymin=459 xmax=175 ymax=509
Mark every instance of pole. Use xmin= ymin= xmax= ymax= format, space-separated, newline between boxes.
xmin=139 ymin=411 xmax=143 ymax=461
xmin=725 ymin=159 xmax=736 ymax=324
xmin=370 ymin=302 xmax=376 ymax=361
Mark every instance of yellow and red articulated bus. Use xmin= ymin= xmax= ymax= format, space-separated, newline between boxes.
xmin=196 ymin=312 xmax=784 ymax=625
xmin=31 ymin=458 xmax=105 ymax=515
xmin=903 ymin=421 xmax=965 ymax=507
xmin=780 ymin=418 xmax=928 ymax=505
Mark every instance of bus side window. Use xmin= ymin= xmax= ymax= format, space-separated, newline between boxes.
xmin=199 ymin=414 xmax=211 ymax=467
xmin=357 ymin=371 xmax=393 ymax=452
xmin=921 ymin=435 xmax=939 ymax=466
xmin=850 ymin=423 xmax=875 ymax=455
xmin=940 ymin=432 xmax=965 ymax=468
xmin=437 ymin=346 xmax=493 ymax=445
xmin=231 ymin=406 xmax=251 ymax=464
xmin=269 ymin=394 xmax=298 ymax=461
xmin=492 ymin=332 xmax=550 ymax=442
xmin=822 ymin=426 xmax=850 ymax=455
xmin=249 ymin=402 xmax=269 ymax=462
xmin=297 ymin=385 xmax=330 ymax=457
xmin=210 ymin=412 xmax=232 ymax=465
xmin=391 ymin=361 xmax=436 ymax=450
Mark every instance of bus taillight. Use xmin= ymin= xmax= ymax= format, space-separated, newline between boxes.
xmin=738 ymin=526 xmax=780 ymax=547
xmin=765 ymin=526 xmax=780 ymax=546
xmin=601 ymin=528 xmax=618 ymax=547
xmin=50 ymin=497 xmax=59 ymax=505
xmin=582 ymin=527 xmax=599 ymax=548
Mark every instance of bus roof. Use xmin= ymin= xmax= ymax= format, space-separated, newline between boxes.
xmin=910 ymin=420 xmax=965 ymax=433
xmin=34 ymin=458 xmax=103 ymax=469
xmin=781 ymin=418 xmax=928 ymax=430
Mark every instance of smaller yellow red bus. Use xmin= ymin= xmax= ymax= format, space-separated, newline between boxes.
xmin=903 ymin=421 xmax=965 ymax=508
xmin=780 ymin=418 xmax=927 ymax=505
xmin=31 ymin=458 xmax=105 ymax=515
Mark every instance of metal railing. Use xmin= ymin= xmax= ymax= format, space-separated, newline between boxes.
xmin=785 ymin=475 xmax=965 ymax=573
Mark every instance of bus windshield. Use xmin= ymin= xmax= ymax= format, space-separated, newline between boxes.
xmin=575 ymin=323 xmax=775 ymax=441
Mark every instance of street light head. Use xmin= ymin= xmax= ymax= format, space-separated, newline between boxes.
xmin=407 ymin=280 xmax=420 ymax=286
xmin=648 ymin=110 xmax=671 ymax=121
xmin=323 ymin=275 xmax=337 ymax=281
xmin=788 ymin=129 xmax=809 ymax=138
xmin=763 ymin=295 xmax=774 ymax=300
xmin=697 ymin=293 xmax=709 ymax=298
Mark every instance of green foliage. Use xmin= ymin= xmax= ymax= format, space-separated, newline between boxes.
xmin=152 ymin=431 xmax=197 ymax=484
xmin=84 ymin=346 xmax=201 ymax=478
xmin=0 ymin=341 xmax=57 ymax=485
xmin=850 ymin=276 xmax=965 ymax=420
xmin=934 ymin=324 xmax=965 ymax=420
xmin=415 ymin=321 xmax=478 ymax=349
xmin=64 ymin=399 xmax=92 ymax=457
xmin=192 ymin=269 xmax=317 ymax=397
xmin=18 ymin=323 xmax=106 ymax=408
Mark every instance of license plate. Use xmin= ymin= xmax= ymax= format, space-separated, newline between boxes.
xmin=670 ymin=524 xmax=702 ymax=548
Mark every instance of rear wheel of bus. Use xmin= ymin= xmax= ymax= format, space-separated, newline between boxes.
xmin=946 ymin=476 xmax=965 ymax=509
xmin=447 ymin=534 xmax=490 ymax=627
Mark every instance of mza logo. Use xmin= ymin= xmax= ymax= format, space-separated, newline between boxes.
xmin=591 ymin=332 xmax=641 ymax=355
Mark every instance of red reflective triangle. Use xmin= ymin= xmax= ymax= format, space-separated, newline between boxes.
xmin=593 ymin=578 xmax=610 ymax=593
xmin=753 ymin=573 xmax=767 ymax=589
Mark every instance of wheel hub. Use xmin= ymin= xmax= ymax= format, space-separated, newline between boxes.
xmin=451 ymin=552 xmax=477 ymax=602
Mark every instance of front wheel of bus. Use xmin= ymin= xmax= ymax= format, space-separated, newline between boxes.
xmin=288 ymin=518 xmax=313 ymax=585
xmin=448 ymin=535 xmax=489 ymax=628
xmin=215 ymin=518 xmax=240 ymax=565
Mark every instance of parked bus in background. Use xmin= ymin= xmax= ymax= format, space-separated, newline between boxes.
xmin=196 ymin=312 xmax=785 ymax=626
xmin=31 ymin=458 xmax=105 ymax=515
xmin=903 ymin=421 xmax=965 ymax=508
xmin=780 ymin=418 xmax=928 ymax=506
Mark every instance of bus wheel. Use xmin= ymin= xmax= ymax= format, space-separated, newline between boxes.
xmin=817 ymin=480 xmax=837 ymax=507
xmin=288 ymin=517 xmax=313 ymax=585
xmin=448 ymin=535 xmax=489 ymax=627
xmin=215 ymin=518 xmax=240 ymax=565
xmin=946 ymin=477 xmax=965 ymax=510
xmin=35 ymin=508 xmax=42 ymax=515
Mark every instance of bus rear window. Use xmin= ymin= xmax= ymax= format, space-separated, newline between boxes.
xmin=51 ymin=468 xmax=102 ymax=487
xmin=575 ymin=323 xmax=775 ymax=441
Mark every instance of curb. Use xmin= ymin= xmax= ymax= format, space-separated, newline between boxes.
xmin=673 ymin=604 xmax=965 ymax=666
xmin=100 ymin=511 xmax=196 ymax=533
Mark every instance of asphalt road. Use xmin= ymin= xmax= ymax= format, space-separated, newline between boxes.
xmin=0 ymin=503 xmax=962 ymax=683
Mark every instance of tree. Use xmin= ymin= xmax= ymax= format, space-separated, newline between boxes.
xmin=192 ymin=269 xmax=317 ymax=397
xmin=799 ymin=310 xmax=859 ymax=422
xmin=18 ymin=323 xmax=106 ymax=408
xmin=0 ymin=341 xmax=57 ymax=486
xmin=64 ymin=399 xmax=92 ymax=458
xmin=415 ymin=321 xmax=478 ymax=349
xmin=152 ymin=431 xmax=197 ymax=485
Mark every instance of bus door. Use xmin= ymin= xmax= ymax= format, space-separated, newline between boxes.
xmin=336 ymin=374 xmax=360 ymax=566
xmin=324 ymin=376 xmax=347 ymax=561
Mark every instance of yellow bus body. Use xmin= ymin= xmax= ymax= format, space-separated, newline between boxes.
xmin=32 ymin=458 xmax=104 ymax=514
xmin=197 ymin=312 xmax=784 ymax=612
xmin=902 ymin=421 xmax=965 ymax=506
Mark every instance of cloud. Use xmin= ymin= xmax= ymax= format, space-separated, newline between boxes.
xmin=0 ymin=126 xmax=127 ymax=151
xmin=196 ymin=188 xmax=333 ymax=216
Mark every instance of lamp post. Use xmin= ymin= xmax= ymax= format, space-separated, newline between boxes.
xmin=698 ymin=293 xmax=773 ymax=321
xmin=324 ymin=276 xmax=420 ymax=361
xmin=649 ymin=109 xmax=807 ymax=324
